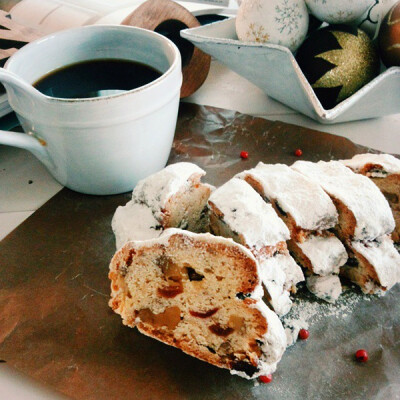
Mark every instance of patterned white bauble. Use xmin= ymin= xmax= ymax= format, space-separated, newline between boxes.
xmin=356 ymin=0 xmax=397 ymax=38
xmin=305 ymin=0 xmax=373 ymax=24
xmin=236 ymin=0 xmax=309 ymax=52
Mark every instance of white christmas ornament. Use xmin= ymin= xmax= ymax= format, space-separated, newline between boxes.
xmin=356 ymin=0 xmax=397 ymax=38
xmin=305 ymin=0 xmax=374 ymax=24
xmin=236 ymin=0 xmax=309 ymax=52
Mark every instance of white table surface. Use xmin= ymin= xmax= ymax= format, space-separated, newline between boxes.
xmin=1 ymin=60 xmax=400 ymax=399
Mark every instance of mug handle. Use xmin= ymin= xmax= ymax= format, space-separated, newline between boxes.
xmin=0 ymin=129 xmax=49 ymax=162
xmin=0 ymin=68 xmax=52 ymax=167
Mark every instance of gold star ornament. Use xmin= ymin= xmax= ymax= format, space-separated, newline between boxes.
xmin=296 ymin=26 xmax=380 ymax=109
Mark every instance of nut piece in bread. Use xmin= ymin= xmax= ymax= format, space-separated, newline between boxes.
xmin=109 ymin=229 xmax=286 ymax=379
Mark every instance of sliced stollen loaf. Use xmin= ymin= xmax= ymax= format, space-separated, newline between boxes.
xmin=112 ymin=162 xmax=213 ymax=249
xmin=341 ymin=153 xmax=400 ymax=244
xmin=292 ymin=160 xmax=400 ymax=294
xmin=207 ymin=178 xmax=304 ymax=316
xmin=241 ymin=163 xmax=347 ymax=275
xmin=292 ymin=160 xmax=395 ymax=242
xmin=109 ymin=229 xmax=287 ymax=379
xmin=240 ymin=163 xmax=347 ymax=303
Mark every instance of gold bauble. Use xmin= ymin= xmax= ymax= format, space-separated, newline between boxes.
xmin=296 ymin=26 xmax=380 ymax=109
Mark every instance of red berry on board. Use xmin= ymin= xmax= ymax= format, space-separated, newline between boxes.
xmin=240 ymin=151 xmax=249 ymax=159
xmin=355 ymin=349 xmax=369 ymax=362
xmin=294 ymin=148 xmax=303 ymax=157
xmin=298 ymin=328 xmax=310 ymax=340
xmin=259 ymin=374 xmax=273 ymax=384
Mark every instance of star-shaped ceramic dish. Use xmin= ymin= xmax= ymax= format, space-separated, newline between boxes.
xmin=181 ymin=18 xmax=400 ymax=124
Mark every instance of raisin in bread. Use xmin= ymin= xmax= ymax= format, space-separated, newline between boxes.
xmin=207 ymin=178 xmax=304 ymax=316
xmin=112 ymin=162 xmax=213 ymax=248
xmin=341 ymin=153 xmax=400 ymax=244
xmin=109 ymin=229 xmax=287 ymax=379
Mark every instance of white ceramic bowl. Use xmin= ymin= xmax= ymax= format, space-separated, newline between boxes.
xmin=0 ymin=25 xmax=182 ymax=195
xmin=181 ymin=18 xmax=400 ymax=124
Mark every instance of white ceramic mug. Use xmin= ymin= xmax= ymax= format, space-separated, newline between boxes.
xmin=0 ymin=25 xmax=182 ymax=195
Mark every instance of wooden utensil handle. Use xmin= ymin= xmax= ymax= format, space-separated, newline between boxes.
xmin=122 ymin=0 xmax=211 ymax=98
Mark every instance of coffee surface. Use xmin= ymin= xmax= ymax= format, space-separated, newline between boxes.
xmin=33 ymin=59 xmax=162 ymax=99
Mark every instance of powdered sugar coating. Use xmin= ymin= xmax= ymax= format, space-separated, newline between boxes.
xmin=208 ymin=178 xmax=290 ymax=248
xmin=292 ymin=160 xmax=395 ymax=240
xmin=283 ymin=318 xmax=309 ymax=348
xmin=278 ymin=253 xmax=305 ymax=291
xmin=131 ymin=162 xmax=206 ymax=219
xmin=341 ymin=153 xmax=400 ymax=177
xmin=282 ymin=288 xmax=368 ymax=348
xmin=258 ymin=254 xmax=304 ymax=316
xmin=259 ymin=256 xmax=292 ymax=316
xmin=112 ymin=201 xmax=161 ymax=249
xmin=306 ymin=274 xmax=342 ymax=303
xmin=113 ymin=162 xmax=210 ymax=249
xmin=239 ymin=163 xmax=338 ymax=231
xmin=351 ymin=235 xmax=400 ymax=290
xmin=232 ymin=300 xmax=287 ymax=379
xmin=298 ymin=235 xmax=348 ymax=276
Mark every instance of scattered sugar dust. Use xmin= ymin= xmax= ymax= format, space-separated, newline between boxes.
xmin=281 ymin=283 xmax=372 ymax=347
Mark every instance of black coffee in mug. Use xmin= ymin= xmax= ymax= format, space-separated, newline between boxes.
xmin=33 ymin=58 xmax=162 ymax=99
